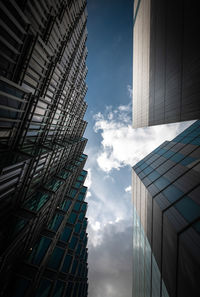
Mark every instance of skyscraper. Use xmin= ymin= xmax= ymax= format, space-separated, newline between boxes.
xmin=0 ymin=0 xmax=88 ymax=296
xmin=132 ymin=120 xmax=200 ymax=297
xmin=132 ymin=0 xmax=200 ymax=128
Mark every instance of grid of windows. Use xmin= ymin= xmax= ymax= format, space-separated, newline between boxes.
xmin=0 ymin=1 xmax=88 ymax=296
xmin=133 ymin=120 xmax=200 ymax=297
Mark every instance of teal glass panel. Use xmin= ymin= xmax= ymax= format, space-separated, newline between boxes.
xmin=73 ymin=202 xmax=81 ymax=211
xmin=77 ymin=193 xmax=85 ymax=201
xmin=80 ymin=187 xmax=87 ymax=193
xmin=13 ymin=277 xmax=30 ymax=297
xmin=60 ymin=227 xmax=72 ymax=242
xmin=83 ymin=219 xmax=87 ymax=229
xmin=163 ymin=185 xmax=183 ymax=203
xmin=52 ymin=280 xmax=65 ymax=297
xmin=61 ymin=254 xmax=73 ymax=273
xmin=77 ymin=175 xmax=84 ymax=182
xmin=143 ymin=166 xmax=152 ymax=175
xmin=61 ymin=200 xmax=71 ymax=211
xmin=154 ymin=176 xmax=170 ymax=190
xmin=76 ymin=244 xmax=81 ymax=255
xmin=28 ymin=237 xmax=51 ymax=265
xmin=69 ymin=236 xmax=78 ymax=250
xmin=170 ymin=153 xmax=184 ymax=163
xmin=48 ymin=214 xmax=64 ymax=231
xmin=78 ymin=212 xmax=84 ymax=222
xmin=69 ymin=189 xmax=77 ymax=198
xmin=35 ymin=279 xmax=52 ymax=297
xmin=191 ymin=138 xmax=200 ymax=145
xmin=45 ymin=178 xmax=64 ymax=192
xmin=163 ymin=150 xmax=174 ymax=158
xmin=65 ymin=282 xmax=73 ymax=297
xmin=80 ymin=231 xmax=85 ymax=240
xmin=23 ymin=191 xmax=50 ymax=212
xmin=174 ymin=197 xmax=200 ymax=222
xmin=81 ymin=203 xmax=87 ymax=212
xmin=67 ymin=212 xmax=77 ymax=224
xmin=148 ymin=170 xmax=160 ymax=181
xmin=81 ymin=169 xmax=87 ymax=175
xmin=75 ymin=223 xmax=81 ymax=233
xmin=57 ymin=170 xmax=70 ymax=180
xmin=180 ymin=156 xmax=196 ymax=166
xmin=47 ymin=247 xmax=65 ymax=270
xmin=71 ymin=259 xmax=78 ymax=275
xmin=74 ymin=181 xmax=81 ymax=188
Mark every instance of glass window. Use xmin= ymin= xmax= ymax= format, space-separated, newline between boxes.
xmin=47 ymin=247 xmax=65 ymax=270
xmin=45 ymin=178 xmax=63 ymax=192
xmin=163 ymin=185 xmax=183 ymax=203
xmin=35 ymin=279 xmax=52 ymax=297
xmin=81 ymin=170 xmax=87 ymax=176
xmin=69 ymin=189 xmax=77 ymax=198
xmin=65 ymin=282 xmax=73 ymax=297
xmin=67 ymin=212 xmax=77 ymax=224
xmin=48 ymin=214 xmax=64 ymax=231
xmin=52 ymin=280 xmax=65 ymax=297
xmin=73 ymin=202 xmax=81 ymax=211
xmin=75 ymin=223 xmax=81 ymax=234
xmin=81 ymin=203 xmax=87 ymax=212
xmin=23 ymin=191 xmax=50 ymax=212
xmin=60 ymin=226 xmax=72 ymax=242
xmin=143 ymin=167 xmax=152 ymax=175
xmin=74 ymin=181 xmax=81 ymax=188
xmin=180 ymin=156 xmax=196 ymax=166
xmin=27 ymin=237 xmax=51 ymax=265
xmin=154 ymin=176 xmax=170 ymax=190
xmin=148 ymin=170 xmax=160 ymax=182
xmin=174 ymin=197 xmax=200 ymax=222
xmin=80 ymin=187 xmax=87 ymax=193
xmin=69 ymin=236 xmax=78 ymax=250
xmin=71 ymin=259 xmax=78 ymax=275
xmin=77 ymin=175 xmax=84 ymax=182
xmin=61 ymin=254 xmax=73 ymax=273
xmin=78 ymin=212 xmax=84 ymax=222
xmin=61 ymin=200 xmax=71 ymax=211
xmin=77 ymin=193 xmax=85 ymax=201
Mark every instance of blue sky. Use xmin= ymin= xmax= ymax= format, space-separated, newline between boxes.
xmin=83 ymin=1 xmax=193 ymax=297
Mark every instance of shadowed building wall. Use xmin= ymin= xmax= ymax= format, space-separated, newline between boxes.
xmin=133 ymin=0 xmax=200 ymax=128
xmin=0 ymin=1 xmax=89 ymax=296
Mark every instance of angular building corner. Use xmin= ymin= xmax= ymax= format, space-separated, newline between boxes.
xmin=132 ymin=0 xmax=200 ymax=128
xmin=132 ymin=0 xmax=200 ymax=296
xmin=0 ymin=1 xmax=89 ymax=296
xmin=132 ymin=120 xmax=200 ymax=297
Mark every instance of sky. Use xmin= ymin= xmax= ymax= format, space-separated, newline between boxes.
xmin=83 ymin=1 xmax=192 ymax=297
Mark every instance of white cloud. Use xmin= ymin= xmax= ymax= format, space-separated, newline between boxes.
xmin=125 ymin=185 xmax=131 ymax=193
xmin=93 ymin=104 xmax=193 ymax=173
xmin=85 ymin=168 xmax=92 ymax=189
xmin=127 ymin=84 xmax=133 ymax=98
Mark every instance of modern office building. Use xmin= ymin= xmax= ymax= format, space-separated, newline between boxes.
xmin=132 ymin=0 xmax=200 ymax=128
xmin=0 ymin=0 xmax=88 ymax=296
xmin=132 ymin=120 xmax=200 ymax=297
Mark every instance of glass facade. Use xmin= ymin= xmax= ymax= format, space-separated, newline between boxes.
xmin=0 ymin=1 xmax=88 ymax=296
xmin=132 ymin=120 xmax=200 ymax=297
xmin=132 ymin=0 xmax=200 ymax=128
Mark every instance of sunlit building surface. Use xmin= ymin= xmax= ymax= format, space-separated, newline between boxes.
xmin=0 ymin=0 xmax=88 ymax=296
xmin=132 ymin=120 xmax=200 ymax=297
xmin=132 ymin=0 xmax=200 ymax=128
